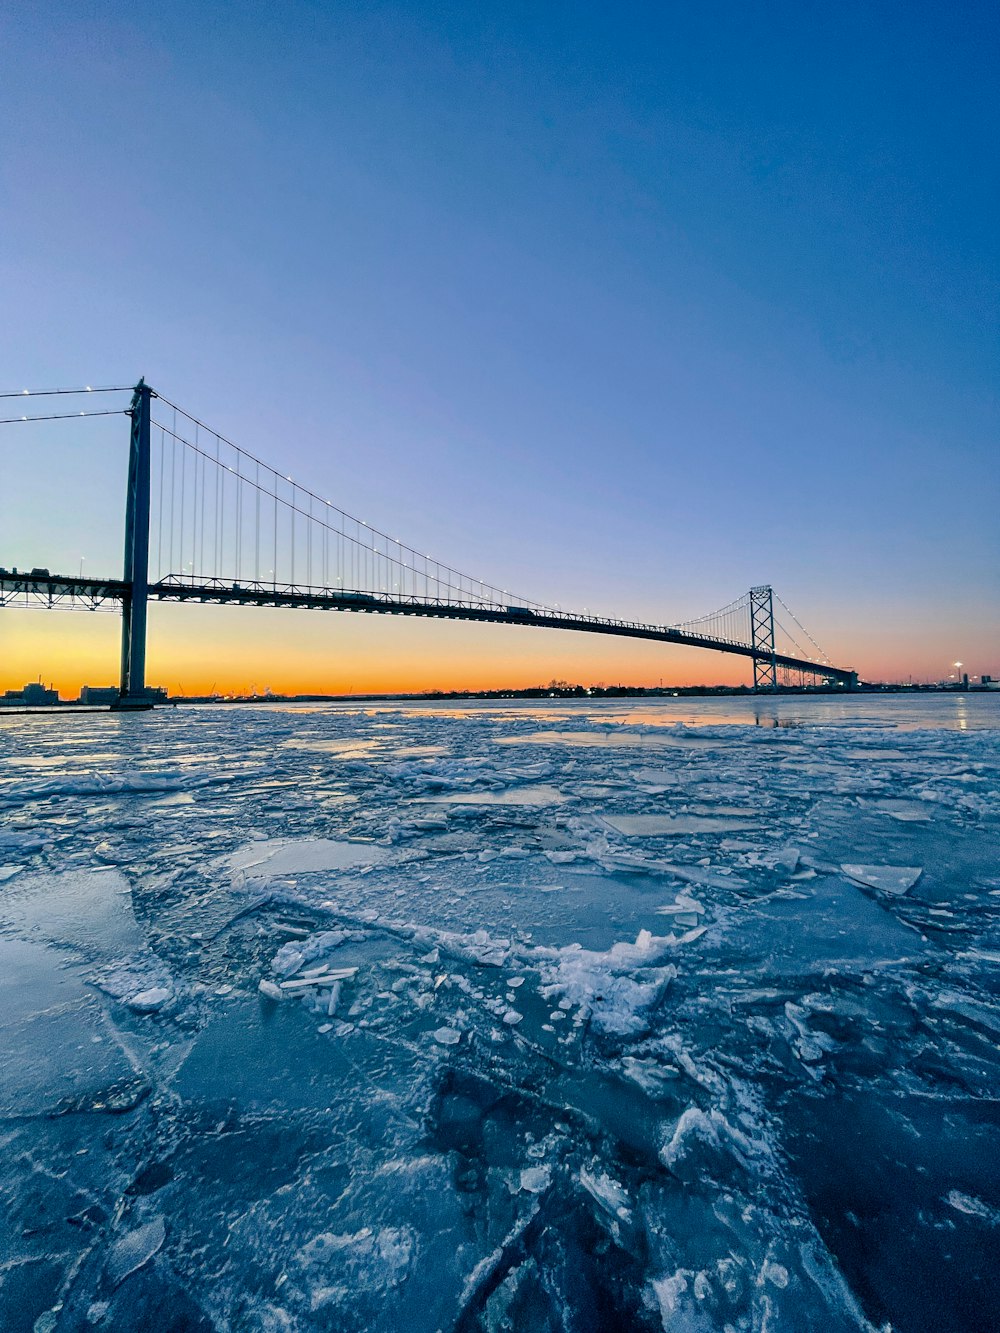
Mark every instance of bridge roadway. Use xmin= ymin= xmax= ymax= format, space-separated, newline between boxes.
xmin=0 ymin=571 xmax=855 ymax=685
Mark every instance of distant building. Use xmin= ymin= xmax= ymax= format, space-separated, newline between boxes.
xmin=78 ymin=685 xmax=120 ymax=705
xmin=0 ymin=681 xmax=169 ymax=707
xmin=1 ymin=682 xmax=59 ymax=705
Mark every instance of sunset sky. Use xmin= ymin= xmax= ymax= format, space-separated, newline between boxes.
xmin=2 ymin=2 xmax=997 ymax=695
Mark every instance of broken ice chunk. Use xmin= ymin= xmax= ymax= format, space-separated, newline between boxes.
xmin=432 ymin=1027 xmax=462 ymax=1045
xmin=258 ymin=979 xmax=284 ymax=1001
xmin=659 ymin=863 xmax=744 ymax=890
xmin=760 ymin=1260 xmax=789 ymax=1289
xmin=655 ymin=894 xmax=705 ymax=929
xmin=279 ymin=967 xmax=358 ymax=991
xmin=536 ymin=931 xmax=679 ymax=1035
xmin=620 ymin=1056 xmax=679 ymax=1097
xmin=874 ymin=799 xmax=932 ymax=822
xmin=520 ymin=1165 xmax=551 ymax=1193
xmin=842 ymin=864 xmax=922 ymax=896
xmin=784 ymin=1001 xmax=836 ymax=1063
xmin=106 ymin=1217 xmax=165 ymax=1288
xmin=579 ymin=1167 xmax=631 ymax=1221
xmin=127 ymin=987 xmax=172 ymax=1012
xmin=945 ymin=1190 xmax=1000 ymax=1223
xmin=225 ymin=838 xmax=387 ymax=880
xmin=502 ymin=1009 xmax=524 ymax=1025
xmin=660 ymin=1106 xmax=756 ymax=1177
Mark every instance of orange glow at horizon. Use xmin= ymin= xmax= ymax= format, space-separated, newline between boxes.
xmin=2 ymin=605 xmax=754 ymax=697
xmin=1 ymin=602 xmax=996 ymax=698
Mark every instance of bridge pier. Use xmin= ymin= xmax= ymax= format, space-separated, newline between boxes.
xmin=115 ymin=380 xmax=153 ymax=709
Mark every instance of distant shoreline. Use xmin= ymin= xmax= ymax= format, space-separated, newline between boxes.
xmin=1 ymin=681 xmax=996 ymax=716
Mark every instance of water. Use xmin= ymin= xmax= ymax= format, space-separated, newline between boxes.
xmin=1 ymin=694 xmax=998 ymax=1331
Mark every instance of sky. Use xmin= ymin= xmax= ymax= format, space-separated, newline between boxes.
xmin=1 ymin=0 xmax=997 ymax=695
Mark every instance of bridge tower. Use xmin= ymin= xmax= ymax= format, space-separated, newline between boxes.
xmin=749 ymin=584 xmax=777 ymax=692
xmin=115 ymin=380 xmax=152 ymax=707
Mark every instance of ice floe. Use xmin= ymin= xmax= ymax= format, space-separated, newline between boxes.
xmin=842 ymin=863 xmax=923 ymax=895
xmin=2 ymin=694 xmax=997 ymax=1332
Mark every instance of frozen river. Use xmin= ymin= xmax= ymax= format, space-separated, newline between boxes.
xmin=1 ymin=693 xmax=998 ymax=1331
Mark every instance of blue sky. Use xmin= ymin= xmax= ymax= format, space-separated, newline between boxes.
xmin=2 ymin=1 xmax=997 ymax=687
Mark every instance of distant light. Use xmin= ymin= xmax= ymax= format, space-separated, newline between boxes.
xmin=86 ymin=385 xmax=92 ymax=391
xmin=22 ymin=389 xmax=28 ymax=395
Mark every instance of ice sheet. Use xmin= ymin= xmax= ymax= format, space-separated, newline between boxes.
xmin=1 ymin=693 xmax=997 ymax=1332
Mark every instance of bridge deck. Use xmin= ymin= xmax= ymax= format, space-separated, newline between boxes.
xmin=0 ymin=572 xmax=854 ymax=684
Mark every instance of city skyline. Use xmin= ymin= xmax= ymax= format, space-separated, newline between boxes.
xmin=2 ymin=2 xmax=998 ymax=693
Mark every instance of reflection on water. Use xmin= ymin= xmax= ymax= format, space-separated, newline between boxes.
xmin=262 ymin=693 xmax=1000 ymax=733
xmin=83 ymin=694 xmax=1000 ymax=735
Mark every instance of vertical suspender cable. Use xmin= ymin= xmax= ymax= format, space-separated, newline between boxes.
xmin=235 ymin=453 xmax=242 ymax=584
xmin=179 ymin=419 xmax=186 ymax=579
xmin=168 ymin=431 xmax=176 ymax=578
xmin=157 ymin=427 xmax=165 ymax=580
xmin=219 ymin=445 xmax=225 ymax=582
xmin=216 ymin=435 xmax=222 ymax=581
xmin=197 ymin=424 xmax=204 ymax=579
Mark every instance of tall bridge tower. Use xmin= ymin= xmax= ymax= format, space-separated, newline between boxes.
xmin=117 ymin=380 xmax=152 ymax=707
xmin=749 ymin=585 xmax=777 ymax=692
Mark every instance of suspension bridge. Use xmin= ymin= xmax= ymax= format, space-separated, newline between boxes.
xmin=0 ymin=381 xmax=856 ymax=705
